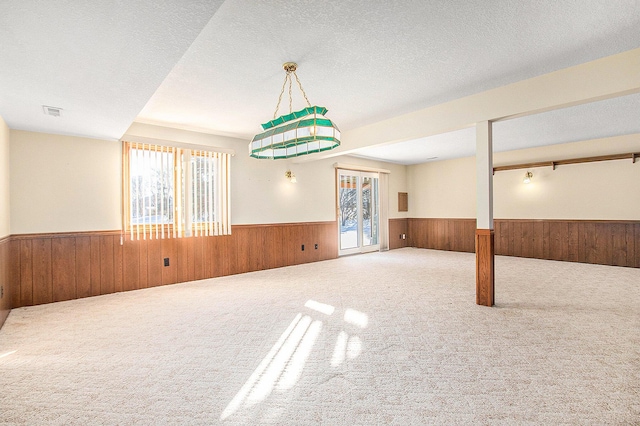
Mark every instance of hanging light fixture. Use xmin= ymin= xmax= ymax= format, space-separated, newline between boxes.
xmin=249 ymin=62 xmax=340 ymax=159
xmin=523 ymin=171 xmax=533 ymax=184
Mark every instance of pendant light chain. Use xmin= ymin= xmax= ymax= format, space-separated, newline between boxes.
xmin=272 ymin=73 xmax=289 ymax=120
xmin=292 ymin=71 xmax=312 ymax=107
xmin=288 ymin=72 xmax=293 ymax=113
xmin=272 ymin=63 xmax=312 ymax=118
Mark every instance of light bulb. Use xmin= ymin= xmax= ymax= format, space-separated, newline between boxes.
xmin=523 ymin=171 xmax=533 ymax=184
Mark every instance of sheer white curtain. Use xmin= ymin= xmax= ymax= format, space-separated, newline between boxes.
xmin=378 ymin=172 xmax=390 ymax=251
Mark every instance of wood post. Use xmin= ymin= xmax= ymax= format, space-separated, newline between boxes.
xmin=476 ymin=120 xmax=495 ymax=307
xmin=475 ymin=229 xmax=495 ymax=306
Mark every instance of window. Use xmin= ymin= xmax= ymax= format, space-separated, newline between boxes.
xmin=123 ymin=141 xmax=231 ymax=240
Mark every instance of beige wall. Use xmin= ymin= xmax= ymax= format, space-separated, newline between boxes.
xmin=407 ymin=156 xmax=476 ymax=219
xmin=9 ymin=124 xmax=637 ymax=235
xmin=9 ymin=124 xmax=408 ymax=234
xmin=10 ymin=130 xmax=122 ymax=234
xmin=126 ymin=124 xmax=409 ymax=225
xmin=0 ymin=115 xmax=9 ymax=238
xmin=408 ymin=134 xmax=640 ymax=220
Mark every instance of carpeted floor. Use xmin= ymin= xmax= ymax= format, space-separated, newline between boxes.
xmin=0 ymin=248 xmax=639 ymax=425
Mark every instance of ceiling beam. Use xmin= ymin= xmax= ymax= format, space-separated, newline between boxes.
xmin=295 ymin=47 xmax=640 ymax=163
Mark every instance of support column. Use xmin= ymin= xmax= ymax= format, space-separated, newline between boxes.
xmin=476 ymin=121 xmax=494 ymax=307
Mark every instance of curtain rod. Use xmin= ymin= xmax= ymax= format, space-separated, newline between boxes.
xmin=493 ymin=152 xmax=638 ymax=173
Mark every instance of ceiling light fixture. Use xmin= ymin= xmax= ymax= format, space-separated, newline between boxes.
xmin=523 ymin=171 xmax=533 ymax=184
xmin=285 ymin=170 xmax=297 ymax=183
xmin=249 ymin=62 xmax=340 ymax=159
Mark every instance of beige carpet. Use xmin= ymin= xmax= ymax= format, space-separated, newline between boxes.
xmin=0 ymin=248 xmax=638 ymax=425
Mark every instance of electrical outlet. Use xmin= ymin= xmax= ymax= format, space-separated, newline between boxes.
xmin=0 ymin=285 xmax=3 ymax=299
xmin=315 ymin=244 xmax=318 ymax=249
xmin=301 ymin=244 xmax=305 ymax=251
xmin=164 ymin=258 xmax=170 ymax=267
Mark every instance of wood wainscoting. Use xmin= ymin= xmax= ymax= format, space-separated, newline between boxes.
xmin=6 ymin=221 xmax=338 ymax=310
xmin=389 ymin=218 xmax=409 ymax=250
xmin=494 ymin=220 xmax=639 ymax=267
xmin=0 ymin=236 xmax=11 ymax=328
xmin=408 ymin=218 xmax=640 ymax=268
xmin=408 ymin=218 xmax=476 ymax=253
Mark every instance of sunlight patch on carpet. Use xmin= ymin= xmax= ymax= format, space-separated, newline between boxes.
xmin=220 ymin=313 xmax=323 ymax=420
xmin=304 ymin=299 xmax=335 ymax=316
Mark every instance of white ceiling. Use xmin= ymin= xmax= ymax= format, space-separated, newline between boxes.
xmin=0 ymin=0 xmax=225 ymax=140
xmin=351 ymin=93 xmax=640 ymax=164
xmin=1 ymin=0 xmax=639 ymax=161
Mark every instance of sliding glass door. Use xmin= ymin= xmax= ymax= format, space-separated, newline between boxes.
xmin=337 ymin=170 xmax=379 ymax=255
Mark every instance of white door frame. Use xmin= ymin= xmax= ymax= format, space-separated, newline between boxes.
xmin=337 ymin=169 xmax=380 ymax=256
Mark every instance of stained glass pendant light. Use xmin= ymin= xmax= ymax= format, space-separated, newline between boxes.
xmin=249 ymin=62 xmax=340 ymax=159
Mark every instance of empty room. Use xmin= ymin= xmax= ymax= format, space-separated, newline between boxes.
xmin=1 ymin=1 xmax=639 ymax=424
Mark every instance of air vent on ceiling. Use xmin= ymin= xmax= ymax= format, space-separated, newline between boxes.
xmin=425 ymin=156 xmax=438 ymax=161
xmin=42 ymin=105 xmax=63 ymax=117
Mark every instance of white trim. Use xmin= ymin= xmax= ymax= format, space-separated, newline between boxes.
xmin=332 ymin=162 xmax=391 ymax=174
xmin=337 ymin=169 xmax=381 ymax=256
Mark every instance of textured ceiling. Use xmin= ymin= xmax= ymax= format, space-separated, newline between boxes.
xmin=0 ymin=0 xmax=224 ymax=140
xmin=137 ymin=0 xmax=640 ymax=142
xmin=351 ymin=93 xmax=640 ymax=165
xmin=1 ymin=0 xmax=639 ymax=161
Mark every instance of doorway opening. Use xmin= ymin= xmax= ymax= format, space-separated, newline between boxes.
xmin=337 ymin=169 xmax=380 ymax=255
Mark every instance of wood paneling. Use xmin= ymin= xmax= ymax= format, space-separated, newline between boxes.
xmin=635 ymin=223 xmax=640 ymax=268
xmin=192 ymin=235 xmax=205 ymax=280
xmin=9 ymin=239 xmax=20 ymax=311
xmin=75 ymin=237 xmax=91 ymax=298
xmin=475 ymin=229 xmax=495 ymax=307
xmin=389 ymin=218 xmax=408 ymax=250
xmin=90 ymin=236 xmax=101 ymax=296
xmin=533 ymin=221 xmax=544 ymax=259
xmin=100 ymin=236 xmax=115 ymax=295
xmin=596 ymin=223 xmax=613 ymax=265
xmin=161 ymin=238 xmax=177 ymax=285
xmin=114 ymin=236 xmax=124 ymax=293
xmin=52 ymin=237 xmax=76 ymax=302
xmin=147 ymin=238 xmax=162 ymax=287
xmin=138 ymin=239 xmax=149 ymax=289
xmin=409 ymin=218 xmax=639 ymax=268
xmin=520 ymin=221 xmax=533 ymax=258
xmin=0 ymin=237 xmax=11 ymax=328
xmin=32 ymin=238 xmax=52 ymax=306
xmin=408 ymin=218 xmax=476 ymax=253
xmin=19 ymin=239 xmax=33 ymax=306
xmin=567 ymin=222 xmax=579 ymax=262
xmin=4 ymin=218 xmax=636 ymax=316
xmin=122 ymin=238 xmax=140 ymax=292
xmin=7 ymin=222 xmax=338 ymax=309
xmin=175 ymin=238 xmax=189 ymax=283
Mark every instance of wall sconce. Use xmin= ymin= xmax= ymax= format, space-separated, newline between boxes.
xmin=285 ymin=170 xmax=297 ymax=183
xmin=523 ymin=171 xmax=533 ymax=184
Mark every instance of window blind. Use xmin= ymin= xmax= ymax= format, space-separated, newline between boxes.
xmin=123 ymin=141 xmax=231 ymax=240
